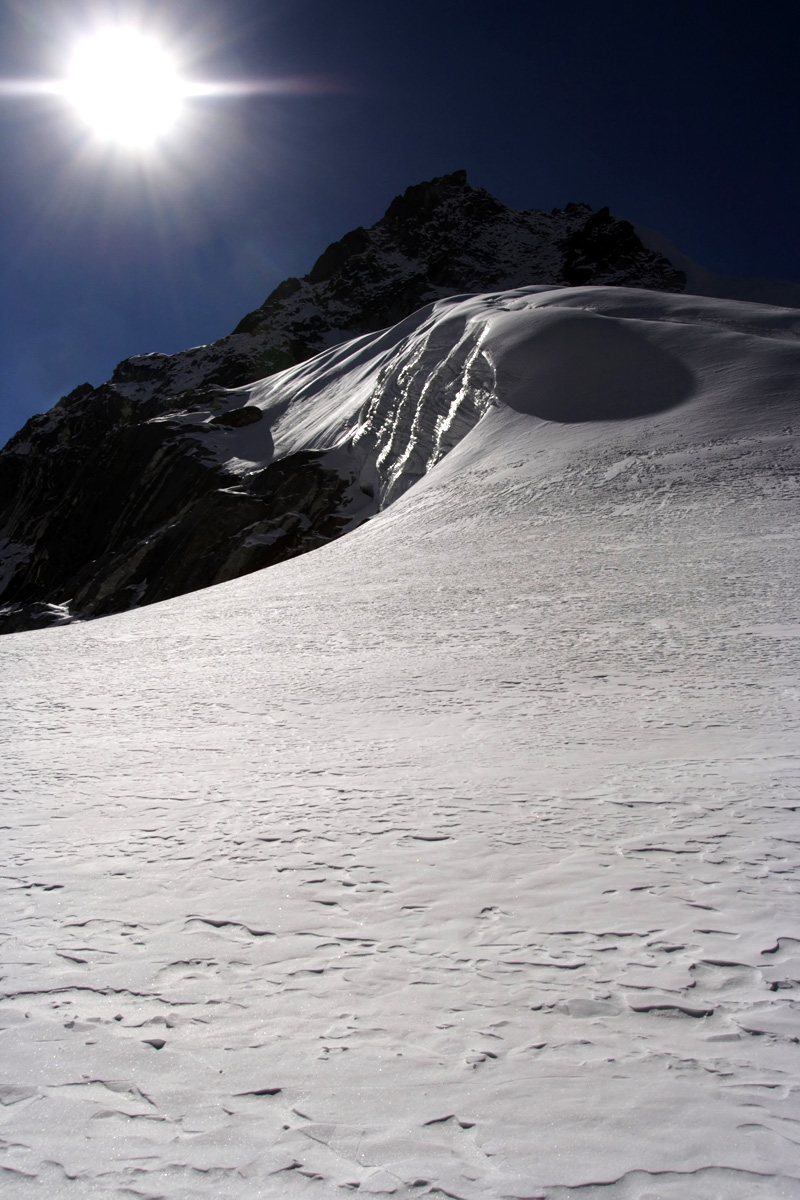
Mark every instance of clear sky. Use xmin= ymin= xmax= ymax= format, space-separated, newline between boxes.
xmin=1 ymin=0 xmax=798 ymax=447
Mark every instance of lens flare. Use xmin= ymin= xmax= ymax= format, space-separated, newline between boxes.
xmin=64 ymin=29 xmax=184 ymax=147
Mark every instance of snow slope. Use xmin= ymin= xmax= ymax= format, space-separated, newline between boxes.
xmin=1 ymin=287 xmax=799 ymax=1199
xmin=226 ymin=282 xmax=800 ymax=497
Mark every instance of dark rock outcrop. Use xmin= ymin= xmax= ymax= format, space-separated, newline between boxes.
xmin=0 ymin=171 xmax=686 ymax=634
xmin=561 ymin=206 xmax=686 ymax=289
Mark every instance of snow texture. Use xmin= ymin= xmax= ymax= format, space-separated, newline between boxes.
xmin=1 ymin=286 xmax=799 ymax=1199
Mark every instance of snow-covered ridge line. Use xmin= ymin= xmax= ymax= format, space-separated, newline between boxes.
xmin=2 ymin=278 xmax=799 ymax=634
xmin=237 ymin=283 xmax=800 ymax=511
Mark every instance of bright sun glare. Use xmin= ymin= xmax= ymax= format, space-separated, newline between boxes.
xmin=64 ymin=29 xmax=184 ymax=147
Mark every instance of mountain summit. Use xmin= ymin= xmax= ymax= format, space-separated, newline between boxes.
xmin=0 ymin=171 xmax=786 ymax=633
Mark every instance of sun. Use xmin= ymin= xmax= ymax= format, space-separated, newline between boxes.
xmin=64 ymin=29 xmax=185 ymax=147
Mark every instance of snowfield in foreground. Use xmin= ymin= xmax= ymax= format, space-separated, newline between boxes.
xmin=1 ymin=287 xmax=799 ymax=1199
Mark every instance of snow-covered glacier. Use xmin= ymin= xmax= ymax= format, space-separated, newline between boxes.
xmin=0 ymin=285 xmax=799 ymax=1199
xmin=223 ymin=281 xmax=800 ymax=500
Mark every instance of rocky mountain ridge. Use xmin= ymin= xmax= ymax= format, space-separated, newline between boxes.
xmin=0 ymin=170 xmax=694 ymax=633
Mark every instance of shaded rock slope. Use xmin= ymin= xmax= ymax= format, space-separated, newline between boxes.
xmin=0 ymin=171 xmax=691 ymax=633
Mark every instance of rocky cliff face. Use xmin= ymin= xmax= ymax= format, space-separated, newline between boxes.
xmin=0 ymin=171 xmax=686 ymax=634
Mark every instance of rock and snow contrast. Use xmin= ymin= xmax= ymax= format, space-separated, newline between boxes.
xmin=1 ymin=279 xmax=799 ymax=1197
xmin=4 ymin=169 xmax=800 ymax=636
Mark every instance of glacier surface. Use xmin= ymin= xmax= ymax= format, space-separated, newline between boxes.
xmin=1 ymin=285 xmax=799 ymax=1198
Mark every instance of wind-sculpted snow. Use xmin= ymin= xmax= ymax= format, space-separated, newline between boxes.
xmin=247 ymin=283 xmax=799 ymax=504
xmin=1 ymin=285 xmax=799 ymax=1198
xmin=349 ymin=310 xmax=497 ymax=506
xmin=484 ymin=305 xmax=694 ymax=421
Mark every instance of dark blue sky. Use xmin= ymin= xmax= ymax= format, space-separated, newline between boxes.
xmin=1 ymin=0 xmax=798 ymax=446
